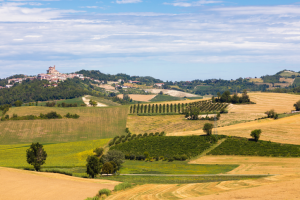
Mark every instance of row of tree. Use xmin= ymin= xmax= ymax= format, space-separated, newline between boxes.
xmin=130 ymin=103 xmax=188 ymax=114
xmin=213 ymin=90 xmax=251 ymax=104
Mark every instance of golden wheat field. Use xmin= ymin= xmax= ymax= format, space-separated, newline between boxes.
xmin=0 ymin=106 xmax=128 ymax=144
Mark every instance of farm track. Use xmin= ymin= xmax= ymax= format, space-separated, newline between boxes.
xmin=82 ymin=95 xmax=108 ymax=107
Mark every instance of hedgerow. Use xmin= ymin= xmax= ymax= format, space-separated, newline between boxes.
xmin=110 ymin=135 xmax=225 ymax=159
xmin=208 ymin=137 xmax=300 ymax=157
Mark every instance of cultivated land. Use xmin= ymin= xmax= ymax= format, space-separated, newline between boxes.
xmin=117 ymin=94 xmax=157 ymax=102
xmin=145 ymin=89 xmax=201 ymax=98
xmin=0 ymin=167 xmax=119 ymax=200
xmin=0 ymin=106 xmax=128 ymax=144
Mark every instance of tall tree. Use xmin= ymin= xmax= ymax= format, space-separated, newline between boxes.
xmin=163 ymin=104 xmax=165 ymax=113
xmin=152 ymin=104 xmax=155 ymax=113
xmin=148 ymin=104 xmax=151 ymax=113
xmin=140 ymin=104 xmax=144 ymax=113
xmin=86 ymin=155 xmax=102 ymax=178
xmin=166 ymin=104 xmax=169 ymax=113
xmin=26 ymin=142 xmax=47 ymax=171
xmin=170 ymin=104 xmax=173 ymax=112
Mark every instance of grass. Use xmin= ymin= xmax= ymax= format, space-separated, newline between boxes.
xmin=32 ymin=97 xmax=85 ymax=106
xmin=110 ymin=136 xmax=225 ymax=158
xmin=114 ymin=182 xmax=133 ymax=191
xmin=0 ymin=139 xmax=110 ymax=168
xmin=293 ymin=77 xmax=300 ymax=87
xmin=97 ymin=175 xmax=267 ymax=184
xmin=208 ymin=137 xmax=300 ymax=157
xmin=127 ymin=115 xmax=212 ymax=134
xmin=120 ymin=160 xmax=237 ymax=175
xmin=150 ymin=94 xmax=183 ymax=102
xmin=88 ymin=96 xmax=120 ymax=107
xmin=0 ymin=106 xmax=128 ymax=144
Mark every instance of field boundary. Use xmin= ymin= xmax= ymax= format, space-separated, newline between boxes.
xmin=119 ymin=174 xmax=274 ymax=176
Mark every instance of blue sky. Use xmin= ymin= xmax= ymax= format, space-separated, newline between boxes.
xmin=1 ymin=0 xmax=300 ymax=81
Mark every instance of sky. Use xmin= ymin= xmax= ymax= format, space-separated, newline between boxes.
xmin=1 ymin=0 xmax=300 ymax=81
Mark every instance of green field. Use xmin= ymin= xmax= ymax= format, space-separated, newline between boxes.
xmin=0 ymin=106 xmax=128 ymax=144
xmin=120 ymin=160 xmax=237 ymax=174
xmin=293 ymin=77 xmax=300 ymax=87
xmin=208 ymin=137 xmax=300 ymax=157
xmin=0 ymin=139 xmax=110 ymax=168
xmin=279 ymin=71 xmax=300 ymax=77
xmin=150 ymin=94 xmax=183 ymax=102
xmin=27 ymin=97 xmax=85 ymax=106
xmin=88 ymin=96 xmax=121 ymax=107
xmin=96 ymin=175 xmax=267 ymax=184
xmin=110 ymin=136 xmax=225 ymax=158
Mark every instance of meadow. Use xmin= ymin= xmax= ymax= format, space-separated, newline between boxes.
xmin=0 ymin=106 xmax=128 ymax=144
xmin=0 ymin=139 xmax=110 ymax=168
xmin=88 ymin=96 xmax=121 ymax=106
xmin=36 ymin=97 xmax=85 ymax=106
xmin=120 ymin=160 xmax=237 ymax=175
xmin=150 ymin=94 xmax=183 ymax=102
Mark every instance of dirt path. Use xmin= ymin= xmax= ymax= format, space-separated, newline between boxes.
xmin=0 ymin=167 xmax=119 ymax=200
xmin=82 ymin=95 xmax=108 ymax=107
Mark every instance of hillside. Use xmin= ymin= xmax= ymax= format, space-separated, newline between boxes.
xmin=0 ymin=106 xmax=128 ymax=144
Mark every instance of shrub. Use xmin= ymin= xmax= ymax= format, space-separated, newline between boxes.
xmin=65 ymin=113 xmax=80 ymax=119
xmin=265 ymin=109 xmax=278 ymax=119
xmin=251 ymin=129 xmax=262 ymax=142
xmin=203 ymin=123 xmax=213 ymax=135
xmin=85 ymin=196 xmax=99 ymax=200
xmin=114 ymin=182 xmax=133 ymax=192
xmin=93 ymin=148 xmax=104 ymax=157
xmin=294 ymin=100 xmax=300 ymax=111
xmin=102 ymin=162 xmax=113 ymax=175
xmin=98 ymin=189 xmax=111 ymax=197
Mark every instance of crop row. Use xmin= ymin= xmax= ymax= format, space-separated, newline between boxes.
xmin=110 ymin=135 xmax=226 ymax=158
xmin=208 ymin=137 xmax=300 ymax=157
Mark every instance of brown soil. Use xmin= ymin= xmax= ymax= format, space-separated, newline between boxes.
xmin=0 ymin=167 xmax=119 ymax=200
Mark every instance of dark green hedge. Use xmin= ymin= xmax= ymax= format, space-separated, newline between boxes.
xmin=208 ymin=137 xmax=300 ymax=157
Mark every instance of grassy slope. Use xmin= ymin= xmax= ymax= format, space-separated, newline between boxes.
xmin=36 ymin=97 xmax=85 ymax=106
xmin=0 ymin=106 xmax=128 ymax=144
xmin=150 ymin=94 xmax=183 ymax=102
xmin=0 ymin=139 xmax=110 ymax=168
xmin=120 ymin=160 xmax=237 ymax=174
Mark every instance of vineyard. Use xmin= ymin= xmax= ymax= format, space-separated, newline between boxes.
xmin=129 ymin=100 xmax=228 ymax=115
xmin=110 ymin=135 xmax=226 ymax=159
xmin=208 ymin=137 xmax=300 ymax=157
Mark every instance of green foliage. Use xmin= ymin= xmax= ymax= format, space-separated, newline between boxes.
xmin=150 ymin=94 xmax=182 ymax=102
xmin=137 ymin=112 xmax=181 ymax=116
xmin=294 ymin=100 xmax=300 ymax=111
xmin=86 ymin=155 xmax=102 ymax=178
xmin=85 ymin=196 xmax=99 ymax=200
xmin=103 ymin=150 xmax=125 ymax=171
xmin=14 ymin=100 xmax=23 ymax=107
xmin=110 ymin=136 xmax=225 ymax=159
xmin=208 ymin=137 xmax=300 ymax=157
xmin=41 ymin=169 xmax=72 ymax=176
xmin=40 ymin=111 xmax=62 ymax=119
xmin=265 ymin=109 xmax=278 ymax=119
xmin=102 ymin=162 xmax=114 ymax=175
xmin=114 ymin=182 xmax=133 ymax=192
xmin=93 ymin=148 xmax=104 ymax=157
xmin=65 ymin=113 xmax=80 ymax=119
xmin=0 ymin=78 xmax=92 ymax=105
xmin=26 ymin=142 xmax=47 ymax=171
xmin=203 ymin=123 xmax=214 ymax=135
xmin=98 ymin=189 xmax=111 ymax=196
xmin=251 ymin=129 xmax=262 ymax=142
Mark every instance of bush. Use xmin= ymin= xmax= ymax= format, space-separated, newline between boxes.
xmin=98 ymin=189 xmax=111 ymax=197
xmin=65 ymin=113 xmax=80 ymax=119
xmin=294 ymin=100 xmax=300 ymax=111
xmin=85 ymin=196 xmax=99 ymax=200
xmin=265 ymin=109 xmax=278 ymax=119
xmin=251 ymin=129 xmax=262 ymax=142
xmin=114 ymin=182 xmax=133 ymax=192
xmin=203 ymin=123 xmax=214 ymax=135
xmin=93 ymin=148 xmax=104 ymax=157
xmin=26 ymin=142 xmax=47 ymax=171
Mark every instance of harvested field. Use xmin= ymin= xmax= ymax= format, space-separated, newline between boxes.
xmin=279 ymin=77 xmax=295 ymax=85
xmin=229 ymin=92 xmax=300 ymax=114
xmin=0 ymin=106 xmax=128 ymax=144
xmin=0 ymin=167 xmax=119 ymax=200
xmin=145 ymin=89 xmax=201 ymax=98
xmin=127 ymin=115 xmax=209 ymax=134
xmin=168 ymin=114 xmax=300 ymax=145
xmin=82 ymin=95 xmax=108 ymax=107
xmin=97 ymin=84 xmax=116 ymax=90
xmin=117 ymin=94 xmax=156 ymax=102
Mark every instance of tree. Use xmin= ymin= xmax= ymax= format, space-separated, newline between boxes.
xmin=103 ymin=150 xmax=125 ymax=171
xmin=94 ymin=147 xmax=104 ymax=157
xmin=86 ymin=155 xmax=102 ymax=178
xmin=265 ymin=109 xmax=278 ymax=119
xmin=89 ymin=99 xmax=97 ymax=107
xmin=14 ymin=100 xmax=23 ymax=107
xmin=203 ymin=123 xmax=214 ymax=135
xmin=26 ymin=142 xmax=47 ymax=171
xmin=294 ymin=100 xmax=300 ymax=111
xmin=130 ymin=106 xmax=133 ymax=113
xmin=102 ymin=162 xmax=113 ymax=175
xmin=148 ymin=104 xmax=151 ymax=113
xmin=251 ymin=129 xmax=262 ymax=142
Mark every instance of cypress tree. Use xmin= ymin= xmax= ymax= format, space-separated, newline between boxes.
xmin=141 ymin=104 xmax=144 ymax=113
xmin=148 ymin=104 xmax=151 ymax=113
xmin=163 ymin=104 xmax=165 ymax=113
xmin=144 ymin=105 xmax=147 ymax=113
xmin=178 ymin=103 xmax=181 ymax=113
xmin=130 ymin=106 xmax=133 ymax=113
xmin=137 ymin=104 xmax=140 ymax=114
xmin=166 ymin=104 xmax=169 ymax=113
xmin=133 ymin=104 xmax=136 ymax=113
xmin=182 ymin=103 xmax=185 ymax=113
xmin=152 ymin=104 xmax=155 ymax=113
xmin=174 ymin=103 xmax=177 ymax=113
xmin=170 ymin=103 xmax=173 ymax=112
xmin=156 ymin=104 xmax=158 ymax=113
xmin=159 ymin=104 xmax=162 ymax=113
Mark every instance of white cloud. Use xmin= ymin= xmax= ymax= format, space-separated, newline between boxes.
xmin=80 ymin=6 xmax=99 ymax=9
xmin=164 ymin=0 xmax=222 ymax=7
xmin=115 ymin=0 xmax=142 ymax=4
